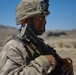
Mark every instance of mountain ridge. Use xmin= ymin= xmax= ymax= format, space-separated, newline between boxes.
xmin=0 ymin=25 xmax=76 ymax=37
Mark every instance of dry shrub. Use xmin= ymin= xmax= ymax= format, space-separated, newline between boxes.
xmin=64 ymin=44 xmax=71 ymax=48
xmin=58 ymin=42 xmax=72 ymax=48
xmin=58 ymin=42 xmax=64 ymax=47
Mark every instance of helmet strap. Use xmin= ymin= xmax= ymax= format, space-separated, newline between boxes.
xmin=29 ymin=18 xmax=36 ymax=34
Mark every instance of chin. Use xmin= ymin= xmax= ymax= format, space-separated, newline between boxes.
xmin=36 ymin=30 xmax=45 ymax=35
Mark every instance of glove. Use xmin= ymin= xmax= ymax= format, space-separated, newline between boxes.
xmin=62 ymin=58 xmax=74 ymax=75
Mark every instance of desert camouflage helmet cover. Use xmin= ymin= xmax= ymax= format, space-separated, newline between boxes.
xmin=16 ymin=0 xmax=50 ymax=25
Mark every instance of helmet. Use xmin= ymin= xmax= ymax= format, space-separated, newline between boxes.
xmin=16 ymin=0 xmax=50 ymax=25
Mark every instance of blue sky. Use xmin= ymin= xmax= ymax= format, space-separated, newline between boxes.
xmin=0 ymin=0 xmax=76 ymax=30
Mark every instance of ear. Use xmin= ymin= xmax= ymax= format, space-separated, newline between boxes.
xmin=22 ymin=18 xmax=31 ymax=26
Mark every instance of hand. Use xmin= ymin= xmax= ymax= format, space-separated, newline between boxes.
xmin=62 ymin=58 xmax=74 ymax=75
xmin=45 ymin=55 xmax=57 ymax=70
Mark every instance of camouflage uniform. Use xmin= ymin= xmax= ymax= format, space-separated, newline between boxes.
xmin=0 ymin=0 xmax=52 ymax=75
xmin=0 ymin=36 xmax=52 ymax=75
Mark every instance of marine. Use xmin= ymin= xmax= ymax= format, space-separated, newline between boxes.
xmin=0 ymin=0 xmax=74 ymax=75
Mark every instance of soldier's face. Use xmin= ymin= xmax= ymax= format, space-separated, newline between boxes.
xmin=23 ymin=14 xmax=46 ymax=35
xmin=33 ymin=14 xmax=46 ymax=35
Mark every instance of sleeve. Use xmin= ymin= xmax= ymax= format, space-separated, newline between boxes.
xmin=0 ymin=45 xmax=52 ymax=75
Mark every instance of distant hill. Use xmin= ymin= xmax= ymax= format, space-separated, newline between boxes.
xmin=0 ymin=25 xmax=19 ymax=48
xmin=0 ymin=25 xmax=18 ymax=38
xmin=66 ymin=29 xmax=76 ymax=35
xmin=0 ymin=25 xmax=76 ymax=38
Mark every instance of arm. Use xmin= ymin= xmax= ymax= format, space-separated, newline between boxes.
xmin=0 ymin=41 xmax=52 ymax=75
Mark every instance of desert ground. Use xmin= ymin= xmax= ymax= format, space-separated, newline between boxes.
xmin=0 ymin=25 xmax=76 ymax=74
xmin=43 ymin=36 xmax=76 ymax=75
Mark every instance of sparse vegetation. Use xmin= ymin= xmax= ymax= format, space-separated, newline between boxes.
xmin=47 ymin=31 xmax=66 ymax=37
xmin=58 ymin=42 xmax=64 ymax=47
xmin=64 ymin=44 xmax=71 ymax=48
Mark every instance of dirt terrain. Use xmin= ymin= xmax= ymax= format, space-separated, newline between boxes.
xmin=0 ymin=25 xmax=76 ymax=74
xmin=43 ymin=36 xmax=76 ymax=75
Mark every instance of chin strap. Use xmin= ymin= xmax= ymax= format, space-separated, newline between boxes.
xmin=19 ymin=18 xmax=35 ymax=34
xmin=29 ymin=18 xmax=36 ymax=33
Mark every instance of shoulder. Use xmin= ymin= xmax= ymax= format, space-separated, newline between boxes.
xmin=4 ymin=39 xmax=24 ymax=50
xmin=1 ymin=39 xmax=27 ymax=56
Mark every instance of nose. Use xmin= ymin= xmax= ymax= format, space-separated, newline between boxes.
xmin=40 ymin=19 xmax=46 ymax=26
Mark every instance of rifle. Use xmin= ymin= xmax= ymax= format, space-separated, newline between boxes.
xmin=20 ymin=25 xmax=74 ymax=75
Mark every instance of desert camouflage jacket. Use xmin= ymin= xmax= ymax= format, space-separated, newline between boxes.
xmin=0 ymin=36 xmax=52 ymax=75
